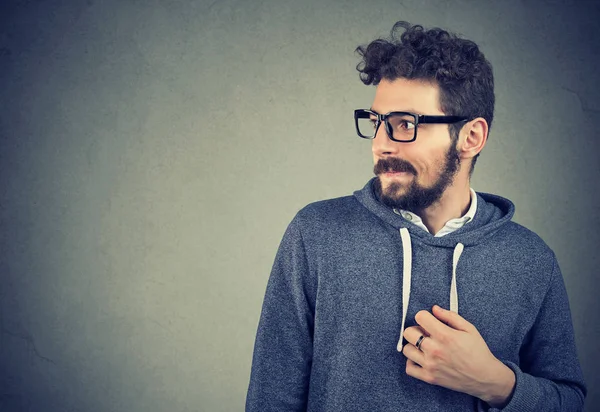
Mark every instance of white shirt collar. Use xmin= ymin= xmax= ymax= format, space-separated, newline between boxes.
xmin=393 ymin=188 xmax=478 ymax=237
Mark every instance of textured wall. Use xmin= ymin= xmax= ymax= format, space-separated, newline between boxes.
xmin=0 ymin=0 xmax=598 ymax=411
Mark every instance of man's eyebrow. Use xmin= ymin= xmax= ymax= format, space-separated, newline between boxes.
xmin=369 ymin=108 xmax=424 ymax=115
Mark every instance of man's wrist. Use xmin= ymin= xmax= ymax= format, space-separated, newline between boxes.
xmin=479 ymin=360 xmax=516 ymax=409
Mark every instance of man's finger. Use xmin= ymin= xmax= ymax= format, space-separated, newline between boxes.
xmin=431 ymin=305 xmax=474 ymax=333
xmin=403 ymin=326 xmax=431 ymax=352
xmin=414 ymin=309 xmax=449 ymax=337
xmin=402 ymin=341 xmax=426 ymax=365
xmin=405 ymin=359 xmax=432 ymax=384
xmin=403 ymin=326 xmax=427 ymax=344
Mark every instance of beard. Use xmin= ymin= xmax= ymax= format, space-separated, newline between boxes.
xmin=373 ymin=140 xmax=461 ymax=213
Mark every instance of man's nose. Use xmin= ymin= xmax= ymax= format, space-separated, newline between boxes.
xmin=372 ymin=123 xmax=399 ymax=157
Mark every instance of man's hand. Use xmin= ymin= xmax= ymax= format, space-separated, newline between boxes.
xmin=402 ymin=305 xmax=516 ymax=408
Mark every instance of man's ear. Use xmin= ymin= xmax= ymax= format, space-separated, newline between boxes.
xmin=459 ymin=117 xmax=488 ymax=161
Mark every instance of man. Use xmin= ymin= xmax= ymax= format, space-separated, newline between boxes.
xmin=246 ymin=21 xmax=586 ymax=411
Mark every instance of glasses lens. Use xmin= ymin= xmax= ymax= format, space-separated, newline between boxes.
xmin=356 ymin=113 xmax=378 ymax=138
xmin=388 ymin=113 xmax=417 ymax=141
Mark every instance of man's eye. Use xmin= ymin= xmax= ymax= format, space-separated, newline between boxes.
xmin=399 ymin=120 xmax=416 ymax=130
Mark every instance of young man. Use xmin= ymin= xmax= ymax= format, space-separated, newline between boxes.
xmin=246 ymin=21 xmax=586 ymax=411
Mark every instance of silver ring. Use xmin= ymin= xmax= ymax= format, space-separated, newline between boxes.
xmin=415 ymin=335 xmax=426 ymax=350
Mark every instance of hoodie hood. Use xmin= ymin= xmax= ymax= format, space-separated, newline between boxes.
xmin=353 ymin=177 xmax=515 ymax=248
xmin=353 ymin=177 xmax=516 ymax=351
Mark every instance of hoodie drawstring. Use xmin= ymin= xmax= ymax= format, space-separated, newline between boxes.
xmin=397 ymin=228 xmax=412 ymax=352
xmin=451 ymin=243 xmax=464 ymax=313
xmin=396 ymin=228 xmax=465 ymax=352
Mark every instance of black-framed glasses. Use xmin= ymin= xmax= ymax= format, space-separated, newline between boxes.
xmin=354 ymin=109 xmax=468 ymax=143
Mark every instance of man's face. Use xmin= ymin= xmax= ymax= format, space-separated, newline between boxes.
xmin=371 ymin=78 xmax=462 ymax=212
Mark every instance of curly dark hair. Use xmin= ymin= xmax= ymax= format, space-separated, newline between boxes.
xmin=356 ymin=21 xmax=494 ymax=174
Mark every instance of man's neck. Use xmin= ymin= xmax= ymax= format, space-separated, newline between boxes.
xmin=413 ymin=181 xmax=472 ymax=236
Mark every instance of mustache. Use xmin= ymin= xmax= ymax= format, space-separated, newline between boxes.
xmin=373 ymin=157 xmax=417 ymax=175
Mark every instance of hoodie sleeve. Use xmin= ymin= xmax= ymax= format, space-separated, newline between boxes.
xmin=481 ymin=256 xmax=586 ymax=412
xmin=246 ymin=215 xmax=317 ymax=412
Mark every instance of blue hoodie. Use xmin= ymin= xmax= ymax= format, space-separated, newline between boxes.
xmin=246 ymin=178 xmax=586 ymax=411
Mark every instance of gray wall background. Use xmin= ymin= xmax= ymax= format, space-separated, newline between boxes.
xmin=1 ymin=0 xmax=598 ymax=411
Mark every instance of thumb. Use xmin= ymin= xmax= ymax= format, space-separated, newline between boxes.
xmin=432 ymin=305 xmax=474 ymax=332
